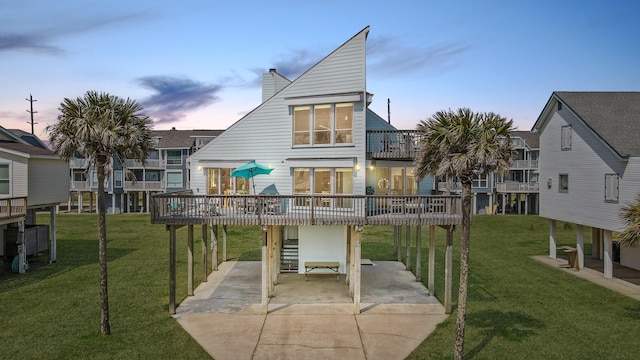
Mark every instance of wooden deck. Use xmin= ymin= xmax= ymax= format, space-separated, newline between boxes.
xmin=151 ymin=194 xmax=462 ymax=226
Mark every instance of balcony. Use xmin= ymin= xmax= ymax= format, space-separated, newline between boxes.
xmin=366 ymin=130 xmax=422 ymax=160
xmin=70 ymin=181 xmax=91 ymax=191
xmin=124 ymin=159 xmax=165 ymax=168
xmin=151 ymin=193 xmax=462 ymax=227
xmin=496 ymin=182 xmax=539 ymax=193
xmin=0 ymin=197 xmax=27 ymax=220
xmin=124 ymin=180 xmax=165 ymax=191
xmin=511 ymin=159 xmax=538 ymax=169
xmin=69 ymin=158 xmax=89 ymax=169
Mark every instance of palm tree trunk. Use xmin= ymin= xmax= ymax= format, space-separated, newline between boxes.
xmin=454 ymin=181 xmax=472 ymax=359
xmin=97 ymin=157 xmax=111 ymax=335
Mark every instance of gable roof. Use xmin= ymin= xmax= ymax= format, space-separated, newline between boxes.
xmin=533 ymin=91 xmax=640 ymax=157
xmin=0 ymin=141 xmax=56 ymax=157
xmin=512 ymin=130 xmax=539 ymax=149
xmin=153 ymin=129 xmax=224 ymax=149
xmin=193 ymin=26 xmax=371 ymax=155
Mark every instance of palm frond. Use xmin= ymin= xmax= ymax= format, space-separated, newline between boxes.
xmin=619 ymin=193 xmax=640 ymax=247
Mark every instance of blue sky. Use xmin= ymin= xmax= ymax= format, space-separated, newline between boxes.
xmin=1 ymin=0 xmax=638 ymax=139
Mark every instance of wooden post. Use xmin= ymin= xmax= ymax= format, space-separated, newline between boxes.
xmin=549 ymin=219 xmax=557 ymax=259
xmin=187 ymin=225 xmax=194 ymax=296
xmin=202 ymin=224 xmax=208 ymax=282
xmin=261 ymin=226 xmax=269 ymax=314
xmin=405 ymin=225 xmax=411 ymax=271
xmin=345 ymin=226 xmax=351 ymax=286
xmin=169 ymin=225 xmax=177 ymax=314
xmin=222 ymin=224 xmax=228 ymax=262
xmin=354 ymin=226 xmax=362 ymax=314
xmin=393 ymin=225 xmax=398 ymax=257
xmin=603 ymin=230 xmax=613 ymax=279
xmin=396 ymin=225 xmax=402 ymax=262
xmin=211 ymin=225 xmax=218 ymax=271
xmin=415 ymin=225 xmax=422 ymax=282
xmin=50 ymin=206 xmax=57 ymax=263
xmin=576 ymin=224 xmax=584 ymax=269
xmin=428 ymin=225 xmax=435 ymax=294
xmin=445 ymin=227 xmax=453 ymax=314
xmin=348 ymin=226 xmax=355 ymax=296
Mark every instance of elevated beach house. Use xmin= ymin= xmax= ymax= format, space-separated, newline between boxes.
xmin=150 ymin=27 xmax=462 ymax=314
xmin=0 ymin=126 xmax=68 ymax=273
xmin=533 ymin=91 xmax=640 ymax=277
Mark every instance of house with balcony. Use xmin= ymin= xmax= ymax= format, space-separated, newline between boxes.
xmin=0 ymin=126 xmax=68 ymax=273
xmin=151 ymin=27 xmax=462 ymax=314
xmin=495 ymin=131 xmax=539 ymax=215
xmin=430 ymin=131 xmax=539 ymax=215
xmin=67 ymin=128 xmax=222 ymax=213
xmin=533 ymin=91 xmax=640 ymax=277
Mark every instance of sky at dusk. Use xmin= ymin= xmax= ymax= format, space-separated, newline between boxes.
xmin=1 ymin=0 xmax=639 ymax=140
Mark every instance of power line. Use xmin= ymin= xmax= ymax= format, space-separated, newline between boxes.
xmin=26 ymin=94 xmax=38 ymax=134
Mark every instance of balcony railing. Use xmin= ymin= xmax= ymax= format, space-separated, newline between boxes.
xmin=124 ymin=159 xmax=165 ymax=168
xmin=124 ymin=180 xmax=165 ymax=191
xmin=70 ymin=181 xmax=91 ymax=191
xmin=496 ymin=182 xmax=539 ymax=192
xmin=69 ymin=158 xmax=89 ymax=168
xmin=151 ymin=193 xmax=462 ymax=227
xmin=511 ymin=159 xmax=538 ymax=169
xmin=366 ymin=130 xmax=422 ymax=160
xmin=0 ymin=197 xmax=27 ymax=220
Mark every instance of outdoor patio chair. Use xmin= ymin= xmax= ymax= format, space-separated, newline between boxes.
xmin=167 ymin=200 xmax=184 ymax=216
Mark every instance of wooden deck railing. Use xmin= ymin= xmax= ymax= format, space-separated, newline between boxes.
xmin=0 ymin=197 xmax=27 ymax=220
xmin=151 ymin=193 xmax=462 ymax=226
xmin=366 ymin=130 xmax=422 ymax=160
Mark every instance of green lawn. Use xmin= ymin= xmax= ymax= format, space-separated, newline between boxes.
xmin=1 ymin=214 xmax=638 ymax=359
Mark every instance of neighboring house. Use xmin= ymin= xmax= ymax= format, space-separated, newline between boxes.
xmin=0 ymin=126 xmax=68 ymax=273
xmin=533 ymin=91 xmax=640 ymax=277
xmin=433 ymin=131 xmax=540 ymax=215
xmin=495 ymin=131 xmax=539 ymax=215
xmin=67 ymin=128 xmax=223 ymax=214
xmin=151 ymin=27 xmax=462 ymax=314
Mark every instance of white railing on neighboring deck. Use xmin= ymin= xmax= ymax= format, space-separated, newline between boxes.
xmin=496 ymin=182 xmax=539 ymax=192
xmin=124 ymin=159 xmax=165 ymax=168
xmin=511 ymin=159 xmax=538 ymax=169
xmin=124 ymin=181 xmax=164 ymax=190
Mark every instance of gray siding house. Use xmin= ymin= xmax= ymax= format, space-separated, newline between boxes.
xmin=0 ymin=126 xmax=68 ymax=273
xmin=533 ymin=91 xmax=640 ymax=277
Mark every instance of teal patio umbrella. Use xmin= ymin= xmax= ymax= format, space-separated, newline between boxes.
xmin=231 ymin=160 xmax=274 ymax=194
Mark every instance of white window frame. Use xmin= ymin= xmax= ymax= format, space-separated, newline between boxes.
xmin=605 ymin=173 xmax=619 ymax=203
xmin=472 ymin=173 xmax=488 ymax=188
xmin=292 ymin=103 xmax=353 ymax=147
xmin=561 ymin=125 xmax=572 ymax=150
xmin=166 ymin=150 xmax=182 ymax=165
xmin=166 ymin=171 xmax=183 ymax=188
xmin=114 ymin=170 xmax=123 ymax=188
xmin=559 ymin=173 xmax=568 ymax=193
xmin=0 ymin=163 xmax=10 ymax=195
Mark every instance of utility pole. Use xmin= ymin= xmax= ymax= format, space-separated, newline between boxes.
xmin=26 ymin=94 xmax=38 ymax=134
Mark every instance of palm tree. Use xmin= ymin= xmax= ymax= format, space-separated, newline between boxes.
xmin=619 ymin=193 xmax=640 ymax=248
xmin=415 ymin=108 xmax=515 ymax=360
xmin=47 ymin=91 xmax=153 ymax=335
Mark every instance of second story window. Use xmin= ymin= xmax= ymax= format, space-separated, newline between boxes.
xmin=561 ymin=125 xmax=572 ymax=150
xmin=166 ymin=150 xmax=182 ymax=165
xmin=292 ymin=103 xmax=353 ymax=147
xmin=0 ymin=164 xmax=9 ymax=195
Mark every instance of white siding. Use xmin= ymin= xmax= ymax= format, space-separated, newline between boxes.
xmin=189 ymin=28 xmax=368 ymax=196
xmin=538 ymin=106 xmax=627 ymax=231
xmin=28 ymin=158 xmax=69 ymax=206
xmin=0 ymin=152 xmax=28 ymax=198
xmin=620 ymin=245 xmax=640 ymax=271
xmin=298 ymin=225 xmax=347 ymax=274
